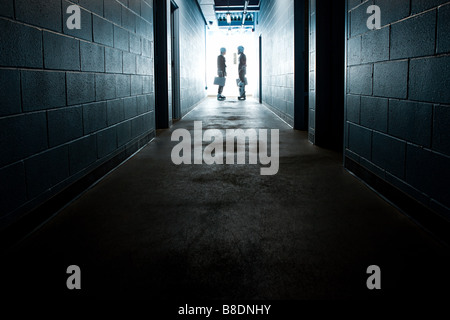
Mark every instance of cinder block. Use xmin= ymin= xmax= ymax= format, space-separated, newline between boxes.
xmin=0 ymin=112 xmax=48 ymax=167
xmin=286 ymin=102 xmax=294 ymax=117
xmin=385 ymin=172 xmax=431 ymax=206
xmin=142 ymin=94 xmax=152 ymax=114
xmin=69 ymin=135 xmax=97 ymax=174
xmin=136 ymin=17 xmax=147 ymax=37
xmin=411 ymin=0 xmax=448 ymax=14
xmin=372 ymin=131 xmax=406 ymax=178
xmin=107 ymin=99 xmax=125 ymax=125
xmin=117 ymin=120 xmax=132 ymax=146
xmin=433 ymin=105 xmax=450 ymax=155
xmin=348 ymin=123 xmax=372 ymax=160
xmin=145 ymin=111 xmax=154 ymax=130
xmin=347 ymin=36 xmax=361 ymax=66
xmin=95 ymin=73 xmax=116 ymax=101
xmin=97 ymin=127 xmax=117 ymax=158
xmin=63 ymin=1 xmax=93 ymax=41
xmin=116 ymin=74 xmax=131 ymax=97
xmin=0 ymin=69 xmax=21 ymax=116
xmin=406 ymin=144 xmax=434 ymax=195
xmin=123 ymin=52 xmax=137 ymax=74
xmin=114 ymin=26 xmax=129 ymax=51
xmin=141 ymin=1 xmax=153 ymax=21
xmin=129 ymin=33 xmax=141 ymax=54
xmin=147 ymin=93 xmax=155 ymax=111
xmin=437 ymin=4 xmax=450 ymax=53
xmin=373 ymin=60 xmax=408 ymax=99
xmin=131 ymin=114 xmax=145 ymax=138
xmin=0 ymin=162 xmax=27 ymax=217
xmin=390 ymin=10 xmax=436 ymax=60
xmin=25 ymin=146 xmax=69 ymax=198
xmin=105 ymin=47 xmax=123 ymax=73
xmin=81 ymin=42 xmax=105 ymax=72
xmin=374 ymin=0 xmax=410 ymax=26
xmin=409 ymin=56 xmax=450 ymax=104
xmin=0 ymin=19 xmax=43 ymax=68
xmin=138 ymin=19 xmax=153 ymax=40
xmin=346 ymin=148 xmax=361 ymax=163
xmin=431 ymin=152 xmax=450 ymax=208
xmin=93 ymin=15 xmax=114 ymax=46
xmin=141 ymin=38 xmax=153 ymax=57
xmin=389 ymin=100 xmax=432 ymax=147
xmin=129 ymin=0 xmax=140 ymax=14
xmin=67 ymin=72 xmax=96 ymax=105
xmin=348 ymin=64 xmax=373 ymax=95
xmin=0 ymin=0 xmax=14 ymax=18
xmin=136 ymin=56 xmax=152 ymax=75
xmin=122 ymin=7 xmax=136 ymax=32
xmin=143 ymin=76 xmax=153 ymax=94
xmin=43 ymin=32 xmax=80 ymax=71
xmin=83 ymin=102 xmax=107 ymax=134
xmin=360 ymin=157 xmax=385 ymax=179
xmin=21 ymin=70 xmax=66 ymax=112
xmin=361 ymin=26 xmax=389 ymax=63
xmin=48 ymin=106 xmax=83 ymax=147
xmin=15 ymin=0 xmax=62 ymax=32
xmin=137 ymin=95 xmax=150 ymax=114
xmin=131 ymin=75 xmax=143 ymax=95
xmin=124 ymin=96 xmax=138 ymax=119
xmin=78 ymin=0 xmax=103 ymax=16
xmin=350 ymin=1 xmax=372 ymax=37
xmin=145 ymin=111 xmax=155 ymax=130
xmin=360 ymin=96 xmax=388 ymax=132
xmin=104 ymin=0 xmax=122 ymax=25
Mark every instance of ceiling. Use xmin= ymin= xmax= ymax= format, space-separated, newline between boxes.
xmin=197 ymin=0 xmax=260 ymax=30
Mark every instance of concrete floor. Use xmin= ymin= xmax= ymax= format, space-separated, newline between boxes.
xmin=2 ymin=98 xmax=450 ymax=299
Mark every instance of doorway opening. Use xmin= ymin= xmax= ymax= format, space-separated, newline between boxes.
xmin=171 ymin=1 xmax=181 ymax=121
xmin=205 ymin=28 xmax=257 ymax=98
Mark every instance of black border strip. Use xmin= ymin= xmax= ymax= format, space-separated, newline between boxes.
xmin=345 ymin=156 xmax=450 ymax=246
xmin=0 ymin=131 xmax=155 ymax=251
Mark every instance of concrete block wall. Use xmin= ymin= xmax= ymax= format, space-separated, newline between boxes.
xmin=175 ymin=0 xmax=206 ymax=116
xmin=0 ymin=0 xmax=155 ymax=229
xmin=345 ymin=0 xmax=450 ymax=218
xmin=258 ymin=0 xmax=295 ymax=125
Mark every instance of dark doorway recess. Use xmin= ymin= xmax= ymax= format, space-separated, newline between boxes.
xmin=308 ymin=0 xmax=345 ymax=151
xmin=154 ymin=0 xmax=172 ymax=129
xmin=294 ymin=0 xmax=309 ymax=131
xmin=171 ymin=1 xmax=181 ymax=121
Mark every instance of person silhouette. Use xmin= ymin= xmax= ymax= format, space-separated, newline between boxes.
xmin=237 ymin=46 xmax=247 ymax=101
xmin=217 ymin=47 xmax=227 ymax=101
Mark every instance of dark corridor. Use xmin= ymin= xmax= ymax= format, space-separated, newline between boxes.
xmin=1 ymin=0 xmax=450 ymax=303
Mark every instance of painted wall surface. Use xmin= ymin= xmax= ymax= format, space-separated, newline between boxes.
xmin=345 ymin=0 xmax=450 ymax=218
xmin=176 ymin=0 xmax=207 ymax=116
xmin=257 ymin=0 xmax=295 ymax=125
xmin=0 ymin=0 xmax=156 ymax=228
